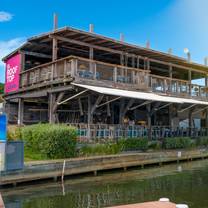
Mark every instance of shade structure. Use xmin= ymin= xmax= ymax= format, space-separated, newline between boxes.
xmin=72 ymin=83 xmax=208 ymax=105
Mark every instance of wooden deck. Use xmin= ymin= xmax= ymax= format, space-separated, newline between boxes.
xmin=1 ymin=149 xmax=208 ymax=187
xmin=107 ymin=201 xmax=176 ymax=208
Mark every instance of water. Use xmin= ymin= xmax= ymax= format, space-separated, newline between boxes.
xmin=2 ymin=159 xmax=208 ymax=208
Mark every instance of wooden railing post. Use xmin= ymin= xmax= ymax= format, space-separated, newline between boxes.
xmin=93 ymin=62 xmax=97 ymax=80
xmin=113 ymin=67 xmax=117 ymax=82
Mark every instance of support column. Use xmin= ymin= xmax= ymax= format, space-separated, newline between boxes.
xmin=119 ymin=99 xmax=125 ymax=124
xmin=188 ymin=70 xmax=192 ymax=95
xmin=169 ymin=104 xmax=173 ymax=136
xmin=188 ymin=109 xmax=193 ymax=137
xmin=88 ymin=95 xmax=92 ymax=124
xmin=146 ymin=103 xmax=152 ymax=140
xmin=17 ymin=98 xmax=24 ymax=125
xmin=206 ymin=109 xmax=208 ymax=136
xmin=89 ymin=47 xmax=94 ymax=72
xmin=49 ymin=93 xmax=56 ymax=124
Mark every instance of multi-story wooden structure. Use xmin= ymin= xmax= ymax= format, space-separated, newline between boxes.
xmin=3 ymin=26 xmax=208 ymax=139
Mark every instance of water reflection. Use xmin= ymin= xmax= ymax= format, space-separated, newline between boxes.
xmin=2 ymin=159 xmax=208 ymax=208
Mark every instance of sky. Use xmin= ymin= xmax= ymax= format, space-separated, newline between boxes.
xmin=1 ymin=0 xmax=208 ymax=83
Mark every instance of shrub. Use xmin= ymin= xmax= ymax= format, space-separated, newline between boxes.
xmin=148 ymin=140 xmax=162 ymax=150
xmin=80 ymin=143 xmax=122 ymax=156
xmin=7 ymin=125 xmax=22 ymax=141
xmin=118 ymin=138 xmax=148 ymax=151
xmin=196 ymin=137 xmax=208 ymax=147
xmin=21 ymin=124 xmax=77 ymax=159
xmin=163 ymin=137 xmax=192 ymax=149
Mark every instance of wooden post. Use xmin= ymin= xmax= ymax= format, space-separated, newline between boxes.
xmin=189 ymin=109 xmax=193 ymax=137
xmin=146 ymin=103 xmax=152 ymax=140
xmin=89 ymin=47 xmax=94 ymax=72
xmin=88 ymin=94 xmax=92 ymax=124
xmin=49 ymin=93 xmax=56 ymax=123
xmin=87 ymin=95 xmax=92 ymax=139
xmin=52 ymin=14 xmax=58 ymax=80
xmin=119 ymin=99 xmax=125 ymax=124
xmin=188 ymin=70 xmax=192 ymax=95
xmin=205 ymin=76 xmax=208 ymax=136
xmin=17 ymin=98 xmax=24 ymax=125
xmin=113 ymin=67 xmax=117 ymax=82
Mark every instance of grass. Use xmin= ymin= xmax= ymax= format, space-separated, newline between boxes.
xmin=24 ymin=147 xmax=47 ymax=162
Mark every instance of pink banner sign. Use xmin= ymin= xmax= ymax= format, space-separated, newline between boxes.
xmin=5 ymin=53 xmax=21 ymax=93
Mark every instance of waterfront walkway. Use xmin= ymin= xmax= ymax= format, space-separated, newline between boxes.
xmin=1 ymin=149 xmax=208 ymax=187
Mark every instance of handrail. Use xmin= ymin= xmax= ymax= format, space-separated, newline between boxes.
xmin=20 ymin=55 xmax=150 ymax=75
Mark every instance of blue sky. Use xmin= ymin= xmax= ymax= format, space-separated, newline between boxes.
xmin=1 ymin=0 xmax=208 ymax=83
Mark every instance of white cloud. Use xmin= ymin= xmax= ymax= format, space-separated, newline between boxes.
xmin=0 ymin=38 xmax=25 ymax=82
xmin=0 ymin=11 xmax=13 ymax=22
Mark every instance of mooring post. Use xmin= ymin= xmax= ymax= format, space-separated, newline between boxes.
xmin=61 ymin=160 xmax=66 ymax=183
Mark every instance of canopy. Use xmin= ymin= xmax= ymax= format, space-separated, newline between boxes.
xmin=72 ymin=83 xmax=208 ymax=105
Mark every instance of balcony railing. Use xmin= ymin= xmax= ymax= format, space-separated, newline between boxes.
xmin=19 ymin=55 xmax=208 ymax=100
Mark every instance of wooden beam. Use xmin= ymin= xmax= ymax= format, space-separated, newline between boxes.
xmin=17 ymin=98 xmax=24 ymax=125
xmin=78 ymin=98 xmax=83 ymax=116
xmin=178 ymin=104 xmax=197 ymax=113
xmin=97 ymin=96 xmax=121 ymax=108
xmin=123 ymin=99 xmax=135 ymax=116
xmin=49 ymin=34 xmax=123 ymax=55
xmin=146 ymin=103 xmax=152 ymax=140
xmin=20 ymin=50 xmax=52 ymax=59
xmin=52 ymin=92 xmax=65 ymax=113
xmin=57 ymin=89 xmax=88 ymax=105
xmin=154 ymin=103 xmax=171 ymax=111
xmin=129 ymin=101 xmax=152 ymax=111
xmin=91 ymin=95 xmax=104 ymax=114
xmin=88 ymin=94 xmax=92 ymax=124
xmin=49 ymin=93 xmax=56 ymax=123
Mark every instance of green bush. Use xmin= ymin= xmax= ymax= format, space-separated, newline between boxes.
xmin=7 ymin=125 xmax=22 ymax=141
xmin=163 ymin=137 xmax=192 ymax=149
xmin=148 ymin=140 xmax=162 ymax=150
xmin=196 ymin=137 xmax=208 ymax=147
xmin=80 ymin=143 xmax=122 ymax=156
xmin=22 ymin=124 xmax=77 ymax=159
xmin=118 ymin=138 xmax=148 ymax=151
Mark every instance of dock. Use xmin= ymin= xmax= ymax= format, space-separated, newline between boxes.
xmin=0 ymin=149 xmax=208 ymax=187
xmin=107 ymin=201 xmax=176 ymax=208
xmin=0 ymin=193 xmax=5 ymax=208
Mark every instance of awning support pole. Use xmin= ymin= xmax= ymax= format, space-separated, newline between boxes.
xmin=192 ymin=106 xmax=208 ymax=115
xmin=57 ymin=89 xmax=89 ymax=105
xmin=178 ymin=104 xmax=197 ymax=113
xmin=154 ymin=103 xmax=171 ymax=111
xmin=146 ymin=103 xmax=152 ymax=140
xmin=129 ymin=100 xmax=152 ymax=111
xmin=97 ymin=96 xmax=121 ymax=108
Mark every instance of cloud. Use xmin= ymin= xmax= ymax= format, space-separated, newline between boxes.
xmin=0 ymin=11 xmax=13 ymax=22
xmin=0 ymin=38 xmax=25 ymax=82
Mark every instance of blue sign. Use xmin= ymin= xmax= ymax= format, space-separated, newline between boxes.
xmin=0 ymin=114 xmax=7 ymax=141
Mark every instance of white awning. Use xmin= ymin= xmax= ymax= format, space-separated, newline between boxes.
xmin=72 ymin=83 xmax=208 ymax=105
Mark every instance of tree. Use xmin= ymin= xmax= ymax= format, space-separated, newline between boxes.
xmin=0 ymin=83 xmax=4 ymax=94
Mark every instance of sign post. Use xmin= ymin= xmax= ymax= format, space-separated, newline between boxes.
xmin=0 ymin=114 xmax=7 ymax=171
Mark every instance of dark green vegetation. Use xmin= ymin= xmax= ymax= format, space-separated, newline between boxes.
xmin=7 ymin=124 xmax=208 ymax=160
xmin=3 ymin=160 xmax=208 ymax=208
xmin=20 ymin=124 xmax=77 ymax=160
xmin=0 ymin=83 xmax=4 ymax=94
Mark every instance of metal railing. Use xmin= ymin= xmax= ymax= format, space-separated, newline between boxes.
xmin=69 ymin=123 xmax=208 ymax=140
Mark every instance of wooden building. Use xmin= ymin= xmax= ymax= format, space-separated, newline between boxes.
xmin=2 ymin=25 xmax=208 ymax=140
